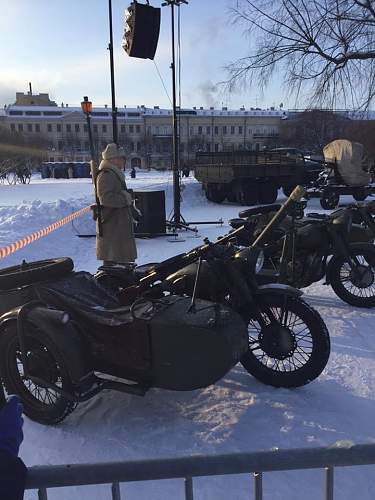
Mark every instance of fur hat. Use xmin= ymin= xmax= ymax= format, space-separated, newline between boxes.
xmin=102 ymin=143 xmax=126 ymax=160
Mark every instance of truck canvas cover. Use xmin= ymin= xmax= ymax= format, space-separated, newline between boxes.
xmin=323 ymin=139 xmax=371 ymax=187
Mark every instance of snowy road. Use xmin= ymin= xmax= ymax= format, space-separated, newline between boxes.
xmin=1 ymin=171 xmax=375 ymax=500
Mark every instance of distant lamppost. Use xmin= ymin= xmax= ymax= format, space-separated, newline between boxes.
xmin=81 ymin=96 xmax=97 ymax=164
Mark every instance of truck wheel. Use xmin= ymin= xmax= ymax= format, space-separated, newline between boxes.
xmin=243 ymin=185 xmax=258 ymax=205
xmin=206 ymin=185 xmax=226 ymax=203
xmin=320 ymin=189 xmax=339 ymax=210
xmin=258 ymin=183 xmax=278 ymax=204
xmin=0 ymin=322 xmax=76 ymax=424
xmin=353 ymin=188 xmax=367 ymax=202
xmin=282 ymin=186 xmax=295 ymax=197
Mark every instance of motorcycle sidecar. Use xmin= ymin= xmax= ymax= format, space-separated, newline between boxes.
xmin=0 ymin=270 xmax=248 ymax=424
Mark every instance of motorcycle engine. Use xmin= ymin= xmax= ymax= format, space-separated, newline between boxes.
xmin=285 ymin=251 xmax=325 ymax=288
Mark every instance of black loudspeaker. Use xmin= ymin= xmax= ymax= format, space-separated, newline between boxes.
xmin=122 ymin=2 xmax=161 ymax=60
xmin=134 ymin=191 xmax=166 ymax=235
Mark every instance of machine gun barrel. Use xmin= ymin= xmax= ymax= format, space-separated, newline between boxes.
xmin=251 ymin=185 xmax=306 ymax=248
xmin=123 ymin=226 xmax=246 ymax=299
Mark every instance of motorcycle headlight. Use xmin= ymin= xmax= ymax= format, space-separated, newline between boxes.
xmin=255 ymin=250 xmax=265 ymax=274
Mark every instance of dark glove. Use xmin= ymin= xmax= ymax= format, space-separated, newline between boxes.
xmin=0 ymin=396 xmax=24 ymax=458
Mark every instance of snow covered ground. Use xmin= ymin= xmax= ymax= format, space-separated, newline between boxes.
xmin=1 ymin=171 xmax=375 ymax=500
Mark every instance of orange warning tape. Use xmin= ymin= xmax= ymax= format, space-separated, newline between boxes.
xmin=0 ymin=206 xmax=91 ymax=260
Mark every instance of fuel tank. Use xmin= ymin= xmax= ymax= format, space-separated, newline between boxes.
xmin=148 ymin=296 xmax=248 ymax=390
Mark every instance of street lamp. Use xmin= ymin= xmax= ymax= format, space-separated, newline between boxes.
xmin=81 ymin=96 xmax=93 ymax=115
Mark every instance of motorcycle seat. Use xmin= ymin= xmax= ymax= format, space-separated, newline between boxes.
xmin=239 ymin=204 xmax=281 ymax=219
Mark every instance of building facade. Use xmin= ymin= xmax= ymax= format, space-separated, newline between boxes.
xmin=2 ymin=92 xmax=284 ymax=168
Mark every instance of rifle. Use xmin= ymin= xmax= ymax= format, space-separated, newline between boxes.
xmin=0 ymin=383 xmax=6 ymax=410
xmin=90 ymin=160 xmax=103 ymax=237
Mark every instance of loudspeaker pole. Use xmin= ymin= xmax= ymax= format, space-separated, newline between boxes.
xmin=162 ymin=0 xmax=191 ymax=231
xmin=108 ymin=0 xmax=118 ymax=144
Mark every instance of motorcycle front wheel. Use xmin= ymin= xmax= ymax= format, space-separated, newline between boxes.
xmin=241 ymin=295 xmax=330 ymax=388
xmin=329 ymin=243 xmax=375 ymax=307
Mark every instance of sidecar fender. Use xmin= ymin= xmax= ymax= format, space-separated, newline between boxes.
xmin=254 ymin=283 xmax=303 ymax=297
xmin=0 ymin=306 xmax=91 ymax=385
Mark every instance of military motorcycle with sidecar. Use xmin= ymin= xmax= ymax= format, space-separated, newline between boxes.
xmin=96 ymin=187 xmax=331 ymax=391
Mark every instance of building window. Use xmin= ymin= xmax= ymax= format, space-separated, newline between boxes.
xmin=137 ymin=142 xmax=141 ymax=152
xmin=10 ymin=124 xmax=15 ymax=132
xmin=223 ymin=126 xmax=227 ymax=135
xmin=58 ymin=140 xmax=64 ymax=150
xmin=102 ymin=124 xmax=107 ymax=133
xmin=136 ymin=125 xmax=140 ymax=133
xmin=206 ymin=126 xmax=211 ymax=135
xmin=206 ymin=143 xmax=211 ymax=152
xmin=74 ymin=124 xmax=79 ymax=133
xmin=190 ymin=126 xmax=194 ymax=136
xmin=130 ymin=142 xmax=135 ymax=152
xmin=121 ymin=125 xmax=126 ymax=133
xmin=214 ymin=126 xmax=219 ymax=135
xmin=66 ymin=124 xmax=71 ymax=133
xmin=231 ymin=126 xmax=235 ymax=134
xmin=215 ymin=143 xmax=219 ymax=152
xmin=147 ymin=126 xmax=151 ymax=134
xmin=27 ymin=124 xmax=33 ymax=132
xmin=238 ymin=126 xmax=243 ymax=134
xmin=35 ymin=124 xmax=40 ymax=133
xmin=84 ymin=141 xmax=89 ymax=150
xmin=93 ymin=124 xmax=98 ymax=133
xmin=198 ymin=126 xmax=203 ymax=135
xmin=57 ymin=124 xmax=62 ymax=133
xmin=83 ymin=124 xmax=88 ymax=133
xmin=47 ymin=124 xmax=52 ymax=132
xmin=129 ymin=125 xmax=134 ymax=133
xmin=18 ymin=124 xmax=23 ymax=132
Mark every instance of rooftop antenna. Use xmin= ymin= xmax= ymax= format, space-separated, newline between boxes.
xmin=28 ymin=82 xmax=32 ymax=95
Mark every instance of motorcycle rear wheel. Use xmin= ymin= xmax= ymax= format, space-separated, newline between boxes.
xmin=329 ymin=243 xmax=375 ymax=307
xmin=241 ymin=295 xmax=330 ymax=387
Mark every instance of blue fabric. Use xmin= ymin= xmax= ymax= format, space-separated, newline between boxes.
xmin=0 ymin=395 xmax=24 ymax=458
xmin=0 ymin=451 xmax=27 ymax=500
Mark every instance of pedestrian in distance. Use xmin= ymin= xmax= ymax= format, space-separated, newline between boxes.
xmin=0 ymin=395 xmax=27 ymax=500
xmin=130 ymin=166 xmax=136 ymax=179
xmin=96 ymin=143 xmax=138 ymax=269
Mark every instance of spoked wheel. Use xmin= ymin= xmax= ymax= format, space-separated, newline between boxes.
xmin=0 ymin=323 xmax=76 ymax=424
xmin=241 ymin=295 xmax=330 ymax=387
xmin=320 ymin=189 xmax=339 ymax=210
xmin=330 ymin=243 xmax=375 ymax=307
xmin=6 ymin=171 xmax=17 ymax=185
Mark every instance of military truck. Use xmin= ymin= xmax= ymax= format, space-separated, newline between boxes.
xmin=194 ymin=150 xmax=314 ymax=205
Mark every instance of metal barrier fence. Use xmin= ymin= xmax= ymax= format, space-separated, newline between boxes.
xmin=26 ymin=443 xmax=375 ymax=499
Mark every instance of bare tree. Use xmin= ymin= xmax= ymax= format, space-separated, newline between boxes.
xmin=227 ymin=0 xmax=375 ymax=109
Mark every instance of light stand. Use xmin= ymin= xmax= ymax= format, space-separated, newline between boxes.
xmin=108 ymin=0 xmax=118 ymax=144
xmin=161 ymin=0 xmax=196 ymax=233
xmin=161 ymin=0 xmax=222 ymax=233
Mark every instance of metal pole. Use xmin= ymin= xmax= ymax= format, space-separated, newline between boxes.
xmin=170 ymin=1 xmax=181 ymax=225
xmin=108 ymin=0 xmax=118 ymax=144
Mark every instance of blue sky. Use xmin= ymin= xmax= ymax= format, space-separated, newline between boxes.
xmin=0 ymin=0 xmax=286 ymax=109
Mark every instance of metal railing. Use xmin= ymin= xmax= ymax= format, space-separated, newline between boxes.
xmin=26 ymin=443 xmax=375 ymax=500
